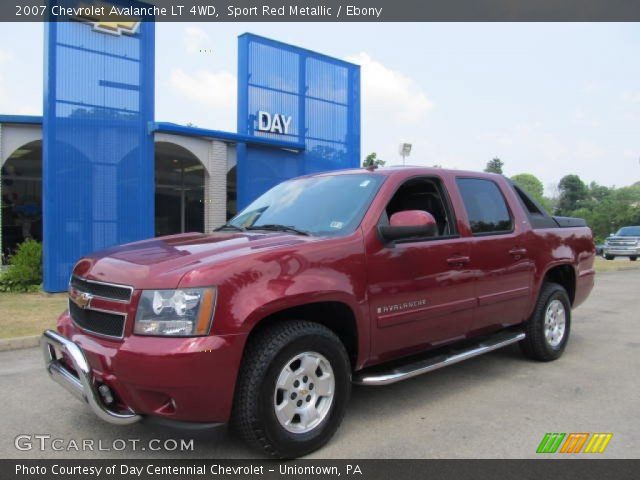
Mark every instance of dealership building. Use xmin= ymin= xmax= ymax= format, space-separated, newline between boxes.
xmin=0 ymin=20 xmax=360 ymax=291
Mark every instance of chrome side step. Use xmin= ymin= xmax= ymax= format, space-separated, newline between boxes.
xmin=353 ymin=330 xmax=525 ymax=386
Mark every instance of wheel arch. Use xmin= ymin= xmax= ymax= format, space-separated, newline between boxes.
xmin=540 ymin=262 xmax=577 ymax=305
xmin=244 ymin=299 xmax=363 ymax=370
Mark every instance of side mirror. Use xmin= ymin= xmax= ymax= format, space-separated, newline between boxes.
xmin=609 ymin=233 xmax=615 ymax=237
xmin=379 ymin=210 xmax=438 ymax=243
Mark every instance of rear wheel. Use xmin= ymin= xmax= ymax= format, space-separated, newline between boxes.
xmin=630 ymin=256 xmax=637 ymax=262
xmin=520 ymin=282 xmax=571 ymax=361
xmin=231 ymin=321 xmax=351 ymax=458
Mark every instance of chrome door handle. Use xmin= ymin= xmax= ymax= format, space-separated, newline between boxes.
xmin=509 ymin=247 xmax=527 ymax=259
xmin=446 ymin=255 xmax=470 ymax=266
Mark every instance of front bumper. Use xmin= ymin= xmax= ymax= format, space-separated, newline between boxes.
xmin=41 ymin=312 xmax=247 ymax=424
xmin=41 ymin=329 xmax=142 ymax=425
xmin=603 ymin=247 xmax=640 ymax=257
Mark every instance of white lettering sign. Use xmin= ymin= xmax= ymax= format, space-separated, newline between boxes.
xmin=257 ymin=111 xmax=292 ymax=135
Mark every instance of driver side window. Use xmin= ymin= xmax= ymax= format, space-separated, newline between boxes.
xmin=382 ymin=177 xmax=456 ymax=237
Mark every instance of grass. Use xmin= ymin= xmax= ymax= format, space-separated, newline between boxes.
xmin=0 ymin=291 xmax=67 ymax=339
xmin=593 ymin=256 xmax=640 ymax=273
xmin=0 ymin=255 xmax=637 ymax=340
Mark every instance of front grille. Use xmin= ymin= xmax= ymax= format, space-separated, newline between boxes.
xmin=70 ymin=276 xmax=132 ymax=301
xmin=607 ymin=241 xmax=636 ymax=247
xmin=69 ymin=301 xmax=126 ymax=338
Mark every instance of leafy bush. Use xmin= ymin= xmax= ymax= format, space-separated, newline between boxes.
xmin=0 ymin=239 xmax=43 ymax=292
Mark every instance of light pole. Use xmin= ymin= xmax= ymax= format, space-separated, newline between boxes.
xmin=399 ymin=143 xmax=412 ymax=166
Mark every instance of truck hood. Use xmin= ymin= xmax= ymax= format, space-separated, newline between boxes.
xmin=73 ymin=232 xmax=314 ymax=289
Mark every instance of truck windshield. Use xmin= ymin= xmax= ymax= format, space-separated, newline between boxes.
xmin=229 ymin=174 xmax=384 ymax=236
xmin=616 ymin=226 xmax=640 ymax=236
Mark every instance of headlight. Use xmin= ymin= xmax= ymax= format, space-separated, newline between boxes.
xmin=134 ymin=288 xmax=216 ymax=337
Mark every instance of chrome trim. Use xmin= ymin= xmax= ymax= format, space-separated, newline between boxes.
xmin=41 ymin=329 xmax=142 ymax=425
xmin=69 ymin=275 xmax=134 ymax=303
xmin=67 ymin=275 xmax=132 ymax=339
xmin=353 ymin=330 xmax=526 ymax=386
xmin=68 ymin=299 xmax=127 ymax=340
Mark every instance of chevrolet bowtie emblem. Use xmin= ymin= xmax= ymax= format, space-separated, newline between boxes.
xmin=87 ymin=20 xmax=140 ymax=36
xmin=70 ymin=289 xmax=93 ymax=310
xmin=74 ymin=3 xmax=140 ymax=36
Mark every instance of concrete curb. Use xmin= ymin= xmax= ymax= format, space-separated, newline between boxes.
xmin=0 ymin=335 xmax=40 ymax=352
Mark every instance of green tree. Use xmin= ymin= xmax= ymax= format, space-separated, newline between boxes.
xmin=556 ymin=174 xmax=588 ymax=215
xmin=511 ymin=173 xmax=552 ymax=211
xmin=511 ymin=173 xmax=544 ymax=200
xmin=586 ymin=181 xmax=611 ymax=203
xmin=572 ymin=184 xmax=640 ymax=242
xmin=484 ymin=158 xmax=504 ymax=174
xmin=362 ymin=152 xmax=385 ymax=168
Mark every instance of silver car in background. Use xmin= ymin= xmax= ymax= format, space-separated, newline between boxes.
xmin=603 ymin=226 xmax=640 ymax=261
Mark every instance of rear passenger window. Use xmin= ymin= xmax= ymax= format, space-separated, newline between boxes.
xmin=456 ymin=178 xmax=513 ymax=235
xmin=513 ymin=185 xmax=543 ymax=215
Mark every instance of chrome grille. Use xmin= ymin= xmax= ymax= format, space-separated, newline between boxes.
xmin=68 ymin=276 xmax=132 ymax=338
xmin=68 ymin=301 xmax=126 ymax=338
xmin=70 ymin=276 xmax=132 ymax=301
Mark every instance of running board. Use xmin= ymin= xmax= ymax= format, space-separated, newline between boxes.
xmin=353 ymin=330 xmax=525 ymax=386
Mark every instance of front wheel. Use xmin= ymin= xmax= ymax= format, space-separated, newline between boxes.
xmin=231 ymin=321 xmax=351 ymax=458
xmin=604 ymin=254 xmax=615 ymax=260
xmin=630 ymin=256 xmax=637 ymax=262
xmin=520 ymin=282 xmax=571 ymax=361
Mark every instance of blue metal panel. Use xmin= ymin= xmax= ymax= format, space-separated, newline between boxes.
xmin=150 ymin=122 xmax=305 ymax=150
xmin=0 ymin=115 xmax=43 ymax=125
xmin=43 ymin=3 xmax=155 ymax=292
xmin=237 ymin=34 xmax=361 ymax=209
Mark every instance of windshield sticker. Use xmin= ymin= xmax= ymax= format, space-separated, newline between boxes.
xmin=359 ymin=180 xmax=371 ymax=187
xmin=330 ymin=221 xmax=344 ymax=229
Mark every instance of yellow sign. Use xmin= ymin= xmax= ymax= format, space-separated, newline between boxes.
xmin=87 ymin=20 xmax=140 ymax=36
xmin=75 ymin=2 xmax=140 ymax=36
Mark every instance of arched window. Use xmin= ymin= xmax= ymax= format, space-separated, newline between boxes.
xmin=1 ymin=140 xmax=42 ymax=261
xmin=154 ymin=142 xmax=205 ymax=236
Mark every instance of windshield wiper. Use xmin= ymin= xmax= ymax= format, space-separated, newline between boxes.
xmin=214 ymin=223 xmax=245 ymax=232
xmin=246 ymin=224 xmax=310 ymax=236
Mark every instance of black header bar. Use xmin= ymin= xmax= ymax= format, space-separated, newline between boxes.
xmin=4 ymin=0 xmax=640 ymax=22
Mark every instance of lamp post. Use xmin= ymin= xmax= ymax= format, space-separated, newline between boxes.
xmin=399 ymin=143 xmax=412 ymax=166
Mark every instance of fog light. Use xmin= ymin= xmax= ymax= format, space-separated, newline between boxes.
xmin=98 ymin=384 xmax=114 ymax=405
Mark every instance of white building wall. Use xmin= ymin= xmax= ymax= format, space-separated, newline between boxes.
xmin=0 ymin=124 xmax=42 ymax=166
xmin=204 ymin=140 xmax=228 ymax=231
xmin=227 ymin=144 xmax=237 ymax=172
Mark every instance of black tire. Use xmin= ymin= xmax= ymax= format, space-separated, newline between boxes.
xmin=630 ymin=256 xmax=637 ymax=262
xmin=604 ymin=254 xmax=615 ymax=260
xmin=520 ymin=282 xmax=571 ymax=362
xmin=231 ymin=320 xmax=351 ymax=458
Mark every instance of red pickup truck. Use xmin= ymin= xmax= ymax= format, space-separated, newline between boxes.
xmin=42 ymin=167 xmax=595 ymax=458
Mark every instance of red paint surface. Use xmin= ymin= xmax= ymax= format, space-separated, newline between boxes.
xmin=389 ymin=210 xmax=436 ymax=228
xmin=59 ymin=167 xmax=595 ymax=422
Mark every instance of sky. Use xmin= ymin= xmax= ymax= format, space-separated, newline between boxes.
xmin=1 ymin=22 xmax=639 ymax=193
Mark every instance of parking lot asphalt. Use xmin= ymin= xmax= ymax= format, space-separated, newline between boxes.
xmin=1 ymin=269 xmax=638 ymax=459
